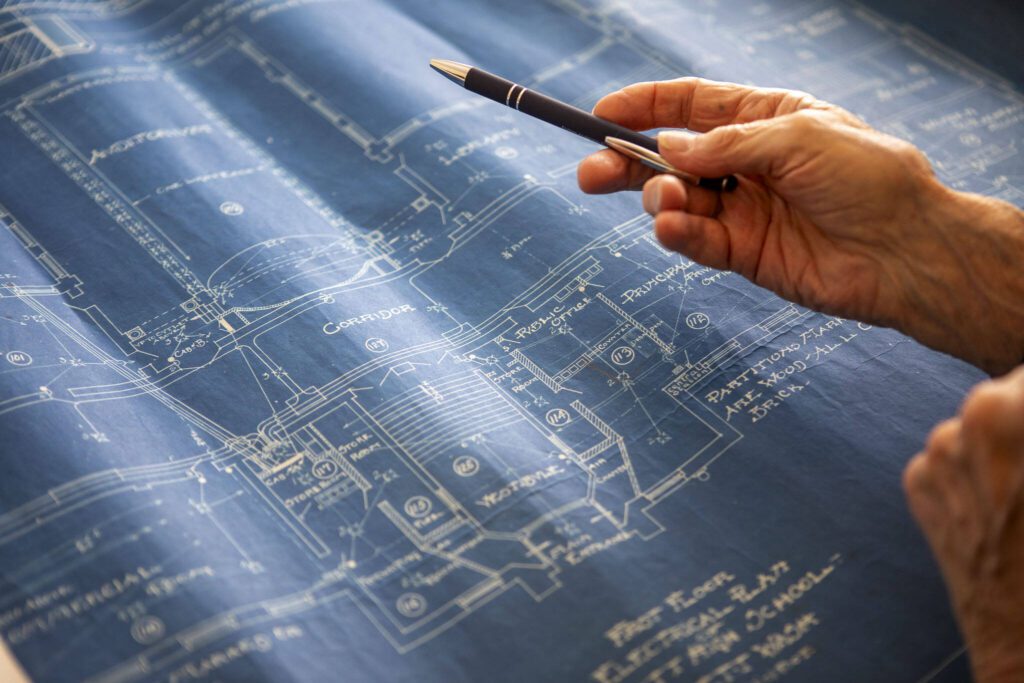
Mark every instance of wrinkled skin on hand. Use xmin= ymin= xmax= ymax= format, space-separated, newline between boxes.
xmin=577 ymin=78 xmax=1024 ymax=375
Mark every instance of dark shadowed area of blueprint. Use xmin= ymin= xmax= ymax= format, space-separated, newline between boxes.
xmin=0 ymin=1 xmax=1020 ymax=682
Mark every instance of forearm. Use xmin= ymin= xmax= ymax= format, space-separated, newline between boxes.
xmin=895 ymin=179 xmax=1024 ymax=375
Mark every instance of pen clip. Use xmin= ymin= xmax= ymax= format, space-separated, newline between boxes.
xmin=604 ymin=137 xmax=736 ymax=192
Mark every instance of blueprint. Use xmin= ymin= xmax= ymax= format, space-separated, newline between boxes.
xmin=0 ymin=1 xmax=1021 ymax=681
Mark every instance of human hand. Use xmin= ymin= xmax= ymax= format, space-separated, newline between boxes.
xmin=578 ymin=78 xmax=1024 ymax=374
xmin=904 ymin=367 xmax=1024 ymax=682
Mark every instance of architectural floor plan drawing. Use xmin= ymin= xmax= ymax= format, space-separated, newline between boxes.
xmin=0 ymin=1 xmax=1020 ymax=681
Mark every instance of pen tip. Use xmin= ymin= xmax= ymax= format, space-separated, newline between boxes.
xmin=429 ymin=58 xmax=471 ymax=86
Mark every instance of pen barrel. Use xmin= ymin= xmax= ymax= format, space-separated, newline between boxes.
xmin=465 ymin=68 xmax=656 ymax=152
xmin=464 ymin=68 xmax=736 ymax=192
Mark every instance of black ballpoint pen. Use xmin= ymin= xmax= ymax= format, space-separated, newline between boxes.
xmin=429 ymin=59 xmax=738 ymax=192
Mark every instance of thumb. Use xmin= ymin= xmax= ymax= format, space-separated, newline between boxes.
xmin=659 ymin=115 xmax=808 ymax=178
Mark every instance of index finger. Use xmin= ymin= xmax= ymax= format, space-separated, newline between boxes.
xmin=593 ymin=77 xmax=834 ymax=132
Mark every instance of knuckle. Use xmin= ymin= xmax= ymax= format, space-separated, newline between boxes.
xmin=891 ymin=139 xmax=933 ymax=175
xmin=924 ymin=418 xmax=960 ymax=456
xmin=785 ymin=90 xmax=818 ymax=111
xmin=652 ymin=215 xmax=679 ymax=251
xmin=784 ymin=109 xmax=823 ymax=133
xmin=902 ymin=453 xmax=931 ymax=493
xmin=737 ymin=89 xmax=776 ymax=120
xmin=961 ymin=381 xmax=1012 ymax=430
xmin=774 ymin=110 xmax=829 ymax=146
xmin=668 ymin=76 xmax=704 ymax=89
xmin=654 ymin=77 xmax=703 ymax=126
xmin=831 ymin=106 xmax=869 ymax=129
xmin=1009 ymin=364 xmax=1024 ymax=386
xmin=749 ymin=88 xmax=816 ymax=118
xmin=653 ymin=212 xmax=698 ymax=254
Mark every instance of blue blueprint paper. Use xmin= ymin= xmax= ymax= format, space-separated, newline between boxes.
xmin=0 ymin=1 xmax=1021 ymax=681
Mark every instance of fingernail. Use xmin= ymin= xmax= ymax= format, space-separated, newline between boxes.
xmin=659 ymin=130 xmax=694 ymax=154
xmin=644 ymin=180 xmax=662 ymax=215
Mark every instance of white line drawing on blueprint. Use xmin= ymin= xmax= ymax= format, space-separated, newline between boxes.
xmin=0 ymin=14 xmax=91 ymax=82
